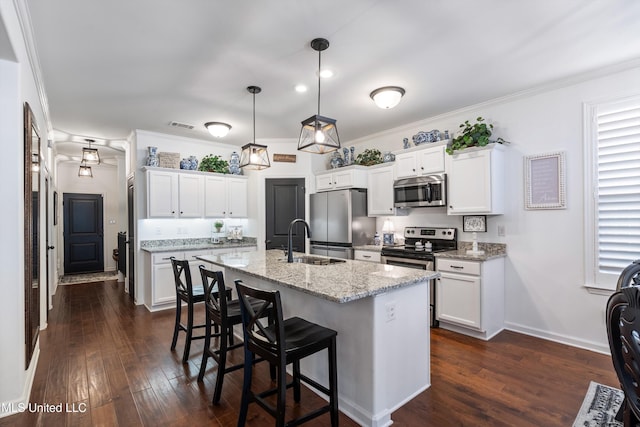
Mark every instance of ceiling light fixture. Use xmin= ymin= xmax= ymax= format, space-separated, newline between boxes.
xmin=78 ymin=160 xmax=93 ymax=178
xmin=298 ymin=38 xmax=340 ymax=154
xmin=204 ymin=122 xmax=232 ymax=138
xmin=239 ymin=86 xmax=270 ymax=170
xmin=370 ymin=86 xmax=406 ymax=109
xmin=81 ymin=138 xmax=100 ymax=164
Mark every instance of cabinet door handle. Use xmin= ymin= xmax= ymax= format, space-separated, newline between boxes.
xmin=180 ymin=211 xmax=183 ymax=214
xmin=229 ymin=212 xmax=232 ymax=215
xmin=172 ymin=211 xmax=175 ymax=214
xmin=412 ymin=169 xmax=415 ymax=172
xmin=450 ymin=265 xmax=464 ymax=270
xmin=363 ymin=255 xmax=371 ymax=258
xmin=162 ymin=257 xmax=172 ymax=261
xmin=420 ymin=166 xmax=424 ymax=170
xmin=389 ymin=207 xmax=393 ymax=211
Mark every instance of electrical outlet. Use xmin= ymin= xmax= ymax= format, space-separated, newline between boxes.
xmin=497 ymin=225 xmax=505 ymax=237
xmin=385 ymin=302 xmax=396 ymax=322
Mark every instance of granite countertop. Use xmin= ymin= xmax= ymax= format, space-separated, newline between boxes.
xmin=435 ymin=242 xmax=507 ymax=262
xmin=141 ymin=237 xmax=257 ymax=253
xmin=197 ymin=249 xmax=438 ymax=304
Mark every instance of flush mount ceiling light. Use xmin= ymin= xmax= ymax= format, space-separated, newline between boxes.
xmin=298 ymin=38 xmax=340 ymax=154
xmin=239 ymin=86 xmax=270 ymax=170
xmin=370 ymin=86 xmax=406 ymax=109
xmin=78 ymin=160 xmax=93 ymax=178
xmin=81 ymin=138 xmax=100 ymax=164
xmin=204 ymin=122 xmax=232 ymax=138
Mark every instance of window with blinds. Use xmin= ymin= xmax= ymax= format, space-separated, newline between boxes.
xmin=587 ymin=96 xmax=640 ymax=289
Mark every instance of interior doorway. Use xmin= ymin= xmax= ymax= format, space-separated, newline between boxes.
xmin=63 ymin=193 xmax=104 ymax=274
xmin=265 ymin=178 xmax=306 ymax=251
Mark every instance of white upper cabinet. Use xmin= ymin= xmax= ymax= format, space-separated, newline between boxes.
xmin=147 ymin=170 xmax=179 ymax=217
xmin=146 ymin=168 xmax=247 ymax=219
xmin=367 ymin=164 xmax=396 ymax=216
xmin=315 ymin=166 xmax=368 ymax=191
xmin=395 ymin=144 xmax=446 ymax=179
xmin=446 ymin=144 xmax=505 ymax=215
xmin=177 ymin=174 xmax=204 ymax=217
xmin=204 ymin=174 xmax=248 ymax=218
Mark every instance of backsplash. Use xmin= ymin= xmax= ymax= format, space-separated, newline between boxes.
xmin=138 ymin=218 xmax=250 ymax=240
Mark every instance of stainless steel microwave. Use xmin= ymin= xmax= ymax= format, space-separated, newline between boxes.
xmin=393 ymin=174 xmax=447 ymax=208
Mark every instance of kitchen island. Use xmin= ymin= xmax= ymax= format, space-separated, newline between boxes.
xmin=196 ymin=249 xmax=438 ymax=427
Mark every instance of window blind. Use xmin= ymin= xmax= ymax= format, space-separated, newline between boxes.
xmin=596 ymin=102 xmax=640 ymax=278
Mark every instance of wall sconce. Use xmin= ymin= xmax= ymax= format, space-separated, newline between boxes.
xmin=204 ymin=122 xmax=232 ymax=138
xmin=370 ymin=86 xmax=405 ymax=109
xmin=82 ymin=138 xmax=100 ymax=165
xmin=31 ymin=153 xmax=40 ymax=172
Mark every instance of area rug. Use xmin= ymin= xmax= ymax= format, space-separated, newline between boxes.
xmin=573 ymin=381 xmax=624 ymax=427
xmin=59 ymin=271 xmax=119 ymax=285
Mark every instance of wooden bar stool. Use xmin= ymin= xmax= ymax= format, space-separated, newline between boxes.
xmin=198 ymin=266 xmax=275 ymax=404
xmin=235 ymin=280 xmax=338 ymax=427
xmin=170 ymin=257 xmax=207 ymax=363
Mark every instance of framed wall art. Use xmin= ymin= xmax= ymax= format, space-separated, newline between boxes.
xmin=524 ymin=151 xmax=566 ymax=210
xmin=462 ymin=215 xmax=487 ymax=232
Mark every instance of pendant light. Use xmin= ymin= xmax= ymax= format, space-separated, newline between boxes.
xmin=298 ymin=38 xmax=340 ymax=154
xmin=78 ymin=160 xmax=93 ymax=177
xmin=239 ymin=86 xmax=270 ymax=170
xmin=81 ymin=138 xmax=100 ymax=165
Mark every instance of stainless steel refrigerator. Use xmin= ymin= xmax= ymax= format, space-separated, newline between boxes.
xmin=309 ymin=189 xmax=376 ymax=259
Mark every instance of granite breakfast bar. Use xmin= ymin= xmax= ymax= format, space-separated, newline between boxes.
xmin=196 ymin=249 xmax=439 ymax=427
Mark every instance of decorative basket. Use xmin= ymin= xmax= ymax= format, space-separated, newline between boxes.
xmin=157 ymin=152 xmax=180 ymax=169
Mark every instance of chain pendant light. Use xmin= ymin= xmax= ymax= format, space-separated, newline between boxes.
xmin=239 ymin=86 xmax=270 ymax=170
xmin=298 ymin=38 xmax=340 ymax=154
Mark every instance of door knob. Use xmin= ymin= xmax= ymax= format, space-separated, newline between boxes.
xmin=47 ymin=245 xmax=55 ymax=250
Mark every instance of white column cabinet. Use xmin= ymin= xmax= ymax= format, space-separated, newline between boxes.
xmin=435 ymin=256 xmax=504 ymax=340
xmin=367 ymin=164 xmax=396 ymax=216
xmin=177 ymin=174 xmax=204 ymax=217
xmin=446 ymin=144 xmax=505 ymax=215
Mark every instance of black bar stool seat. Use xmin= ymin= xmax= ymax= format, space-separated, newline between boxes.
xmin=236 ymin=280 xmax=339 ymax=427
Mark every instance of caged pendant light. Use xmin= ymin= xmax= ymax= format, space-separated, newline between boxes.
xmin=297 ymin=38 xmax=340 ymax=154
xmin=81 ymin=138 xmax=100 ymax=165
xmin=78 ymin=160 xmax=93 ymax=177
xmin=239 ymin=86 xmax=270 ymax=170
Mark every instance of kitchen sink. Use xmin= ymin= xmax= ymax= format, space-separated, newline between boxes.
xmin=288 ymin=255 xmax=346 ymax=265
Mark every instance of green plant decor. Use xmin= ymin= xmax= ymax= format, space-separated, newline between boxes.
xmin=354 ymin=148 xmax=383 ymax=166
xmin=214 ymin=220 xmax=224 ymax=230
xmin=198 ymin=154 xmax=229 ymax=173
xmin=446 ymin=117 xmax=505 ymax=155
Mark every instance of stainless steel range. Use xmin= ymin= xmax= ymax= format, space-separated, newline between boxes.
xmin=381 ymin=227 xmax=457 ymax=327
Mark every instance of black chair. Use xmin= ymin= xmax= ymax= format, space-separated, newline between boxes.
xmin=170 ymin=257 xmax=207 ymax=363
xmin=606 ymin=259 xmax=640 ymax=426
xmin=197 ymin=266 xmax=275 ymax=404
xmin=235 ymin=280 xmax=339 ymax=427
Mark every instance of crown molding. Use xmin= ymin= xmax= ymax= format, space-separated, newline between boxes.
xmin=14 ymin=0 xmax=51 ymax=137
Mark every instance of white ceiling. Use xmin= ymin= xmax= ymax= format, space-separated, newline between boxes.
xmin=25 ymin=0 xmax=640 ymax=161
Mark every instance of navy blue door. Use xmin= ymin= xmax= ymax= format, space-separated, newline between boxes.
xmin=63 ymin=193 xmax=104 ymax=274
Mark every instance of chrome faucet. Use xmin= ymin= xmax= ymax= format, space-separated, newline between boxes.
xmin=287 ymin=218 xmax=312 ymax=263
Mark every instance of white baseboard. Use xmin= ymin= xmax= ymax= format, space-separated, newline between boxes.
xmin=0 ymin=341 xmax=39 ymax=418
xmin=504 ymin=321 xmax=610 ymax=355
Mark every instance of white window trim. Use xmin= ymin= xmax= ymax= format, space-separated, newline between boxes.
xmin=583 ymin=94 xmax=640 ymax=292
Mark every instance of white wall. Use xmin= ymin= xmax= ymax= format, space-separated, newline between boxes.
xmin=56 ymin=162 xmax=121 ymax=273
xmin=0 ymin=0 xmax=48 ymax=415
xmin=341 ymin=65 xmax=640 ymax=353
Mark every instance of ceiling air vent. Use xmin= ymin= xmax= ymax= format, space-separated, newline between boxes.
xmin=168 ymin=121 xmax=195 ymax=130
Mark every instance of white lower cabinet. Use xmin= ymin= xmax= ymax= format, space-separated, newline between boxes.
xmin=147 ymin=246 xmax=256 ymax=310
xmin=435 ymin=257 xmax=504 ymax=340
xmin=354 ymin=250 xmax=381 ymax=263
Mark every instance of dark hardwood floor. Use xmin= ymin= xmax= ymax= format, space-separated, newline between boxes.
xmin=0 ymin=280 xmax=618 ymax=426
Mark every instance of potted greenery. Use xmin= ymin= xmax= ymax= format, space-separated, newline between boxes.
xmin=446 ymin=117 xmax=505 ymax=155
xmin=198 ymin=154 xmax=229 ymax=173
xmin=354 ymin=148 xmax=383 ymax=166
xmin=214 ymin=220 xmax=224 ymax=232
